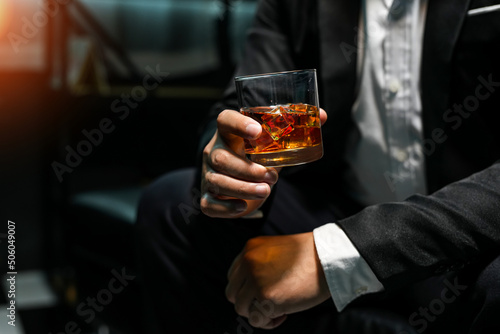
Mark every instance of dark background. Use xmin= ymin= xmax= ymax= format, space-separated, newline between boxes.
xmin=0 ymin=0 xmax=257 ymax=332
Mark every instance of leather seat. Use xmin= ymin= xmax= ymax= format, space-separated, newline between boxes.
xmin=69 ymin=187 xmax=143 ymax=333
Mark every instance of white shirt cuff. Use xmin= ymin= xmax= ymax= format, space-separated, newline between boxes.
xmin=313 ymin=223 xmax=384 ymax=312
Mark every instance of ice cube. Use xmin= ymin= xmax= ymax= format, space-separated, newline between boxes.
xmin=246 ymin=131 xmax=280 ymax=152
xmin=290 ymin=103 xmax=308 ymax=113
xmin=261 ymin=106 xmax=294 ymax=140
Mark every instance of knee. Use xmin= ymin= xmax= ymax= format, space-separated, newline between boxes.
xmin=136 ymin=167 xmax=199 ymax=230
xmin=467 ymin=255 xmax=500 ymax=332
xmin=474 ymin=255 xmax=500 ymax=302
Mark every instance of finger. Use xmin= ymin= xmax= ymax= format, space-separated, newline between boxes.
xmin=248 ymin=301 xmax=287 ymax=329
xmin=208 ymin=147 xmax=279 ymax=185
xmin=226 ymin=255 xmax=246 ymax=304
xmin=200 ymin=193 xmax=247 ymax=218
xmin=319 ymin=108 xmax=327 ymax=126
xmin=266 ymin=315 xmax=288 ymax=329
xmin=233 ymin=280 xmax=256 ymax=318
xmin=217 ymin=109 xmax=262 ymax=140
xmin=250 ymin=315 xmax=287 ymax=330
xmin=205 ymin=170 xmax=271 ymax=200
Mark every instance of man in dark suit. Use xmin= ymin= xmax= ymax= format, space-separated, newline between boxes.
xmin=136 ymin=0 xmax=500 ymax=333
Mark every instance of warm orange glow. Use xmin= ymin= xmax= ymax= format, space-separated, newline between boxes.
xmin=0 ymin=0 xmax=13 ymax=38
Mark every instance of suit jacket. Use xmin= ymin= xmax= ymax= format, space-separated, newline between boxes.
xmin=202 ymin=0 xmax=500 ymax=290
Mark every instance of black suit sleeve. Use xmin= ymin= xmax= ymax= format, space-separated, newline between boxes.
xmin=337 ymin=160 xmax=500 ymax=291
xmin=197 ymin=0 xmax=314 ymax=156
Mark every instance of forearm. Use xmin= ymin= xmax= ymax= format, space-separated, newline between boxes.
xmin=337 ymin=160 xmax=500 ymax=290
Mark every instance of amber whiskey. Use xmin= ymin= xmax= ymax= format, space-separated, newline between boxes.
xmin=240 ymin=103 xmax=323 ymax=166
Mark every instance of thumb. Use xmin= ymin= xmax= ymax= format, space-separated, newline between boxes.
xmin=319 ymin=108 xmax=328 ymax=126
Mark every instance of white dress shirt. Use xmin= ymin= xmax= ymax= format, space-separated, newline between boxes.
xmin=314 ymin=0 xmax=428 ymax=312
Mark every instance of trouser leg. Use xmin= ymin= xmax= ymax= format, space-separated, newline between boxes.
xmin=135 ymin=168 xmax=248 ymax=333
xmin=467 ymin=254 xmax=500 ymax=333
xmin=135 ymin=167 xmax=340 ymax=333
xmin=380 ymin=255 xmax=500 ymax=334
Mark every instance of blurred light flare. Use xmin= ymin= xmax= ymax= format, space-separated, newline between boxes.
xmin=0 ymin=0 xmax=14 ymax=38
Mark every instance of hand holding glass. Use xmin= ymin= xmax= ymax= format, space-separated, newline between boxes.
xmin=235 ymin=69 xmax=323 ymax=167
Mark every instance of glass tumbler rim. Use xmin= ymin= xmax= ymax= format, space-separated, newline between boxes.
xmin=234 ymin=69 xmax=316 ymax=82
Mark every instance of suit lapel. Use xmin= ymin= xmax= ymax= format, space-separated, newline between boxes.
xmin=317 ymin=0 xmax=360 ymax=80
xmin=420 ymin=0 xmax=471 ymax=191
xmin=421 ymin=0 xmax=471 ymax=131
xmin=317 ymin=0 xmax=360 ymax=137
